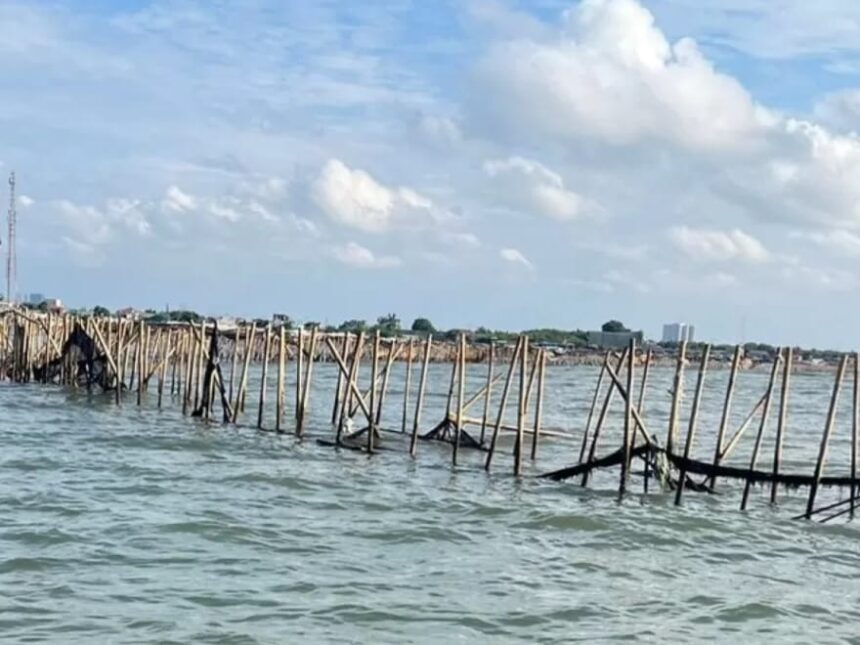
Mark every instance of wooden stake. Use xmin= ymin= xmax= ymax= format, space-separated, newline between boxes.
xmin=410 ymin=335 xmax=432 ymax=457
xmin=276 ymin=325 xmax=285 ymax=432
xmin=740 ymin=350 xmax=782 ymax=511
xmin=485 ymin=337 xmax=521 ymax=470
xmin=297 ymin=327 xmax=317 ymax=438
xmin=368 ymin=330 xmax=380 ymax=453
xmin=770 ymin=347 xmax=793 ymax=504
xmin=582 ymin=349 xmax=629 ymax=486
xmin=402 ymin=338 xmax=414 ymax=433
xmin=579 ymin=353 xmax=610 ymax=464
xmin=257 ymin=324 xmax=272 ymax=429
xmin=530 ymin=349 xmax=546 ymax=461
xmin=710 ymin=345 xmax=742 ymax=490
xmin=853 ymin=353 xmax=859 ymax=519
xmin=666 ymin=340 xmax=687 ymax=455
xmin=674 ymin=344 xmax=710 ymax=505
xmin=453 ymin=333 xmax=466 ymax=466
xmin=621 ymin=339 xmax=636 ymax=499
xmin=295 ymin=327 xmax=304 ymax=419
xmin=233 ymin=322 xmax=256 ymax=423
xmin=514 ymin=336 xmax=528 ymax=477
xmin=805 ymin=355 xmax=848 ymax=519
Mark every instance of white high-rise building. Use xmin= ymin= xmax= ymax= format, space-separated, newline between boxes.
xmin=662 ymin=322 xmax=695 ymax=343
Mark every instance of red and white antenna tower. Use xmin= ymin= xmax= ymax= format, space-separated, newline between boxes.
xmin=7 ymin=172 xmax=16 ymax=303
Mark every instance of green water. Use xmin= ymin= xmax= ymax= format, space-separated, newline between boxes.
xmin=1 ymin=364 xmax=859 ymax=643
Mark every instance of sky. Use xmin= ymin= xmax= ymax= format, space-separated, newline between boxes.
xmin=4 ymin=0 xmax=860 ymax=348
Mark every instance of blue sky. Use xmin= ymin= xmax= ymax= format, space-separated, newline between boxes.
xmin=4 ymin=0 xmax=860 ymax=348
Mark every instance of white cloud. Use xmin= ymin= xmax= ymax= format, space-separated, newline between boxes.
xmin=499 ymin=247 xmax=534 ymax=270
xmin=669 ymin=226 xmax=770 ymax=263
xmin=484 ymin=156 xmax=593 ymax=221
xmin=312 ymin=159 xmax=443 ymax=233
xmin=18 ymin=195 xmax=34 ymax=207
xmin=162 ymin=185 xmax=197 ymax=213
xmin=331 ymin=241 xmax=401 ymax=269
xmin=417 ymin=114 xmax=462 ymax=147
xmin=795 ymin=229 xmax=860 ymax=257
xmin=814 ymin=89 xmax=860 ymax=133
xmin=476 ymin=0 xmax=771 ymax=152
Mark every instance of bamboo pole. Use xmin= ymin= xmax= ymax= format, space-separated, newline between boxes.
xmin=157 ymin=331 xmax=169 ymax=408
xmin=638 ymin=347 xmax=653 ymax=492
xmin=530 ymin=349 xmax=546 ymax=461
xmin=853 ymin=353 xmax=859 ymax=519
xmin=332 ymin=334 xmax=349 ymax=425
xmin=453 ymin=333 xmax=466 ymax=466
xmin=368 ymin=330 xmax=380 ymax=453
xmin=666 ymin=340 xmax=687 ymax=455
xmin=484 ymin=337 xmax=522 ymax=470
xmin=710 ymin=345 xmax=742 ymax=490
xmin=331 ymin=332 xmax=365 ymax=443
xmin=401 ymin=338 xmax=414 ymax=433
xmin=805 ymin=355 xmax=848 ymax=519
xmin=229 ymin=325 xmax=240 ymax=403
xmin=184 ymin=330 xmax=196 ymax=415
xmin=295 ymin=327 xmax=304 ymax=419
xmin=480 ymin=342 xmax=495 ymax=444
xmin=620 ymin=339 xmax=636 ymax=499
xmin=582 ymin=349 xmax=629 ymax=486
xmin=194 ymin=321 xmax=205 ymax=410
xmin=297 ymin=327 xmax=317 ymax=438
xmin=578 ymin=353 xmax=610 ymax=464
xmin=276 ymin=325 xmax=285 ymax=432
xmin=770 ymin=347 xmax=793 ymax=504
xmin=375 ymin=338 xmax=397 ymax=426
xmin=675 ymin=344 xmax=710 ymax=506
xmin=514 ymin=336 xmax=528 ymax=477
xmin=410 ymin=335 xmax=432 ymax=457
xmin=233 ymin=322 xmax=256 ymax=423
xmin=135 ymin=321 xmax=143 ymax=405
xmin=257 ymin=324 xmax=272 ymax=429
xmin=740 ymin=350 xmax=782 ymax=511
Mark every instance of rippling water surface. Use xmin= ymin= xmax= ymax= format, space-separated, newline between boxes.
xmin=2 ymin=364 xmax=860 ymax=643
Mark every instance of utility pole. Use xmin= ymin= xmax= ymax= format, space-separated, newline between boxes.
xmin=7 ymin=172 xmax=16 ymax=303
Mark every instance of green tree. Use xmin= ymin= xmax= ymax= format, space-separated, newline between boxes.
xmin=376 ymin=313 xmax=401 ymax=336
xmin=338 ymin=319 xmax=367 ymax=333
xmin=92 ymin=305 xmax=111 ymax=317
xmin=411 ymin=317 xmax=435 ymax=334
xmin=601 ymin=320 xmax=629 ymax=333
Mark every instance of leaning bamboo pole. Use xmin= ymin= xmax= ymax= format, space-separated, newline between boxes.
xmin=233 ymin=322 xmax=257 ymax=423
xmin=410 ymin=335 xmax=432 ymax=457
xmin=485 ymin=336 xmax=522 ymax=471
xmin=740 ymin=350 xmax=782 ymax=511
xmin=710 ymin=345 xmax=742 ymax=490
xmin=770 ymin=347 xmax=793 ymax=504
xmin=578 ymin=353 xmax=609 ymax=464
xmin=297 ymin=327 xmax=317 ymax=438
xmin=620 ymin=340 xmax=636 ymax=499
xmin=805 ymin=355 xmax=848 ymax=519
xmin=257 ymin=324 xmax=272 ymax=429
xmin=514 ymin=336 xmax=528 ymax=477
xmin=401 ymin=338 xmax=414 ymax=434
xmin=675 ymin=344 xmax=710 ymax=506
xmin=666 ymin=340 xmax=687 ymax=455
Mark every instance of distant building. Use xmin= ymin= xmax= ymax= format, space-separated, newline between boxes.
xmin=27 ymin=293 xmax=45 ymax=305
xmin=662 ymin=322 xmax=695 ymax=343
xmin=117 ymin=307 xmax=142 ymax=320
xmin=587 ymin=330 xmax=644 ymax=349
